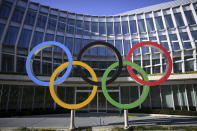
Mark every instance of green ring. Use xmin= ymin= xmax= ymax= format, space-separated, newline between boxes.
xmin=101 ymin=61 xmax=150 ymax=109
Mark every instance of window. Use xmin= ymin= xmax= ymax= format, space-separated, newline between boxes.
xmin=115 ymin=40 xmax=122 ymax=55
xmin=65 ymin=37 xmax=73 ymax=53
xmin=45 ymin=33 xmax=54 ymax=41
xmin=146 ymin=18 xmax=155 ymax=32
xmin=185 ymin=60 xmax=194 ymax=72
xmin=42 ymin=62 xmax=52 ymax=75
xmin=67 ymin=19 xmax=75 ymax=34
xmin=164 ymin=15 xmax=174 ymax=29
xmin=4 ymin=26 xmax=19 ymax=45
xmin=180 ymin=32 xmax=192 ymax=49
xmin=123 ymin=40 xmax=131 ymax=55
xmin=18 ymin=29 xmax=32 ymax=47
xmin=174 ymin=13 xmax=185 ymax=27
xmin=55 ymin=35 xmax=64 ymax=52
xmin=44 ymin=34 xmax=54 ymax=51
xmin=173 ymin=63 xmax=182 ymax=73
xmin=37 ymin=13 xmax=47 ymax=28
xmin=155 ymin=16 xmax=164 ymax=30
xmin=159 ymin=35 xmax=169 ymax=51
xmin=160 ymin=42 xmax=169 ymax=51
xmin=153 ymin=66 xmax=160 ymax=74
xmin=98 ymin=46 xmax=106 ymax=56
xmin=25 ymin=9 xmax=36 ymax=25
xmin=114 ymin=22 xmax=121 ymax=35
xmin=47 ymin=15 xmax=57 ymax=30
xmin=138 ymin=19 xmax=146 ymax=33
xmin=122 ymin=21 xmax=129 ymax=34
xmin=132 ymin=40 xmax=140 ymax=54
xmin=84 ymin=21 xmax=90 ymax=35
xmin=57 ymin=17 xmax=66 ymax=32
xmin=12 ymin=6 xmax=25 ymax=23
xmin=0 ymin=24 xmax=5 ymax=40
xmin=130 ymin=20 xmax=137 ymax=34
xmin=31 ymin=31 xmax=43 ymax=48
xmin=169 ymin=34 xmax=180 ymax=50
xmin=2 ymin=54 xmax=14 ymax=72
xmin=74 ymin=38 xmax=81 ymax=55
xmin=141 ymin=38 xmax=149 ymax=54
xmin=191 ymin=31 xmax=197 ymax=47
xmin=17 ymin=57 xmax=26 ymax=73
xmin=83 ymin=39 xmax=90 ymax=55
xmin=0 ymin=1 xmax=12 ymax=19
xmin=91 ymin=22 xmax=98 ymax=33
xmin=76 ymin=20 xmax=83 ymax=35
xmin=107 ymin=40 xmax=114 ymax=56
xmin=99 ymin=22 xmax=106 ymax=35
xmin=184 ymin=10 xmax=196 ymax=25
xmin=107 ymin=22 xmax=113 ymax=35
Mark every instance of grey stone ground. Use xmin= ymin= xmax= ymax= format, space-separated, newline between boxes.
xmin=0 ymin=113 xmax=197 ymax=130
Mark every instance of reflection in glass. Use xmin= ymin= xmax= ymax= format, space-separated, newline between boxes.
xmin=164 ymin=15 xmax=174 ymax=29
xmin=138 ymin=19 xmax=146 ymax=33
xmin=67 ymin=19 xmax=75 ymax=34
xmin=76 ymin=20 xmax=83 ymax=35
xmin=114 ymin=22 xmax=121 ymax=35
xmin=37 ymin=13 xmax=47 ymax=28
xmin=107 ymin=22 xmax=113 ymax=35
xmin=155 ymin=16 xmax=164 ymax=30
xmin=47 ymin=15 xmax=57 ymax=30
xmin=65 ymin=37 xmax=73 ymax=54
xmin=25 ymin=9 xmax=36 ymax=25
xmin=12 ymin=6 xmax=25 ymax=23
xmin=0 ymin=1 xmax=12 ymax=19
xmin=123 ymin=40 xmax=131 ymax=55
xmin=184 ymin=10 xmax=196 ymax=25
xmin=84 ymin=21 xmax=90 ymax=35
xmin=99 ymin=22 xmax=106 ymax=35
xmin=122 ymin=21 xmax=129 ymax=34
xmin=18 ymin=29 xmax=32 ymax=47
xmin=174 ymin=13 xmax=185 ymax=27
xmin=115 ymin=40 xmax=122 ymax=55
xmin=31 ymin=31 xmax=43 ymax=48
xmin=180 ymin=32 xmax=192 ymax=49
xmin=146 ymin=18 xmax=155 ymax=32
xmin=4 ymin=26 xmax=19 ymax=45
xmin=91 ymin=22 xmax=98 ymax=33
xmin=130 ymin=20 xmax=137 ymax=34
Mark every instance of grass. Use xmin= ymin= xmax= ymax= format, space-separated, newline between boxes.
xmin=14 ymin=126 xmax=197 ymax=131
xmin=111 ymin=126 xmax=197 ymax=131
xmin=14 ymin=127 xmax=55 ymax=131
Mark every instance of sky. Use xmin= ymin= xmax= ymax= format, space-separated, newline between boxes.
xmin=30 ymin=0 xmax=174 ymax=16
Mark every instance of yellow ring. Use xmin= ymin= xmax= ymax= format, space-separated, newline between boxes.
xmin=49 ymin=61 xmax=98 ymax=109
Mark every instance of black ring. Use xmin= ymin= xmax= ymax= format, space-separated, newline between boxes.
xmin=77 ymin=41 xmax=123 ymax=86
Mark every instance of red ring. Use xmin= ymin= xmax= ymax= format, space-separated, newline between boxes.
xmin=126 ymin=41 xmax=172 ymax=86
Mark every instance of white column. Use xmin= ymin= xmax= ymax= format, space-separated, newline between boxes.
xmin=171 ymin=85 xmax=175 ymax=110
xmin=69 ymin=109 xmax=76 ymax=129
xmin=184 ymin=85 xmax=190 ymax=111
xmin=124 ymin=109 xmax=129 ymax=129
xmin=192 ymin=84 xmax=197 ymax=111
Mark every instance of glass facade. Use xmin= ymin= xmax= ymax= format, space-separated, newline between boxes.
xmin=0 ymin=0 xmax=196 ymax=113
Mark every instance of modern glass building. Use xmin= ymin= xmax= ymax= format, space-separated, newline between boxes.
xmin=0 ymin=0 xmax=197 ymax=113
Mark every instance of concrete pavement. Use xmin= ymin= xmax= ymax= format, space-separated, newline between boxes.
xmin=0 ymin=113 xmax=197 ymax=130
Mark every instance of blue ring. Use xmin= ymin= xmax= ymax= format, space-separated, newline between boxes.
xmin=26 ymin=41 xmax=73 ymax=86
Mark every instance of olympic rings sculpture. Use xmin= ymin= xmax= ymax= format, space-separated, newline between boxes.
xmin=26 ymin=41 xmax=172 ymax=110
